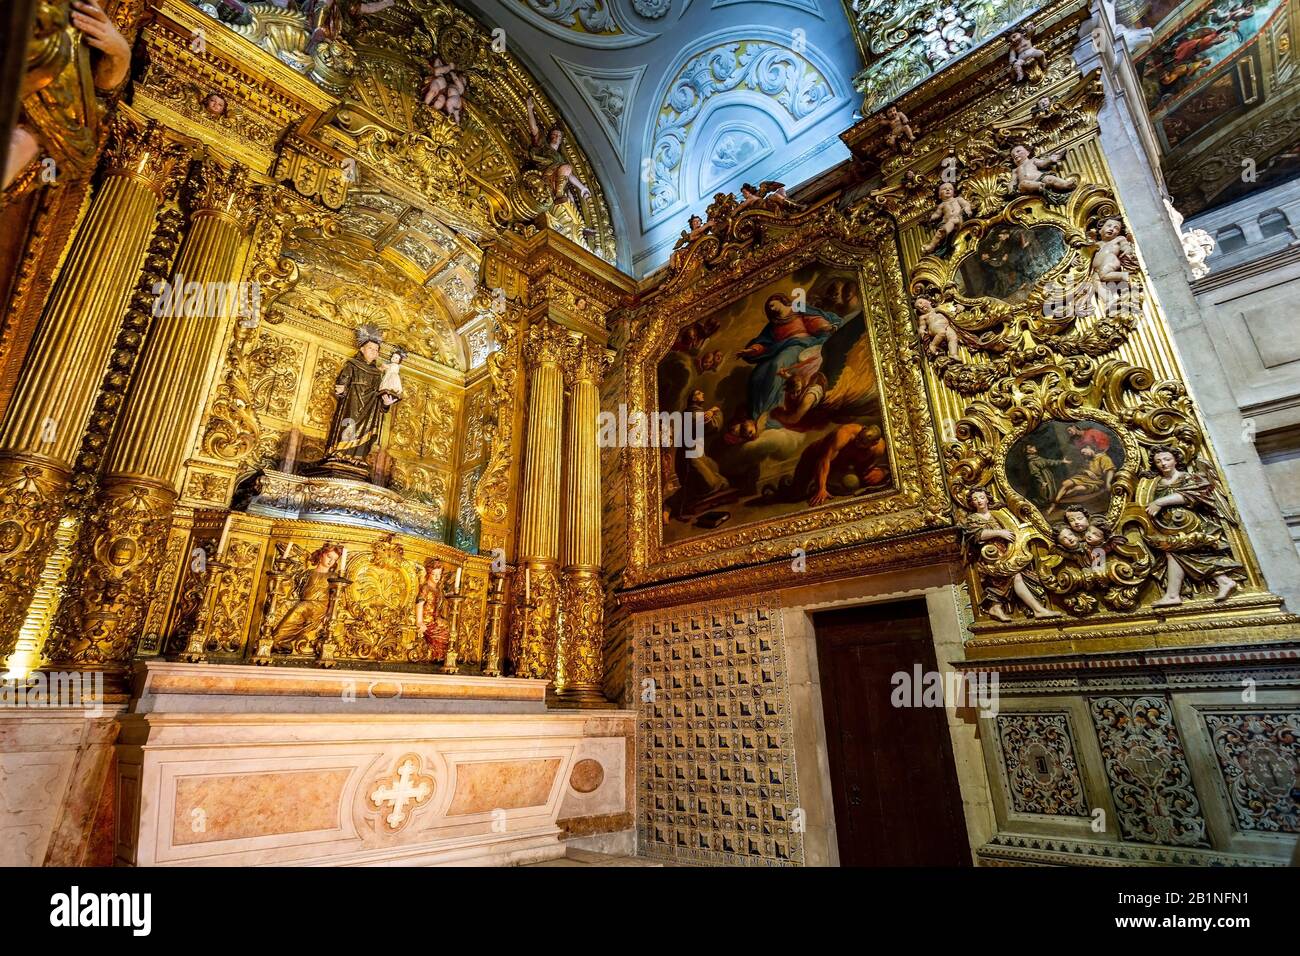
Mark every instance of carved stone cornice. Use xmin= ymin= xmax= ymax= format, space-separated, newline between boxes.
xmin=619 ymin=529 xmax=961 ymax=613
xmin=490 ymin=228 xmax=634 ymax=339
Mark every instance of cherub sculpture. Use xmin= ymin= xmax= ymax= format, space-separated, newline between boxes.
xmin=422 ymin=56 xmax=468 ymax=123
xmin=921 ymin=181 xmax=973 ymax=255
xmin=1008 ymin=28 xmax=1047 ymax=82
xmin=669 ymin=213 xmax=712 ymax=270
xmin=1181 ymin=227 xmax=1215 ymax=278
xmin=884 ymin=105 xmax=916 ymax=149
xmin=1009 ymin=144 xmax=1077 ymax=200
xmin=915 ymin=295 xmax=963 ymax=358
xmin=525 ymin=97 xmax=590 ymax=205
xmin=738 ymin=180 xmax=802 ymax=212
xmin=1088 ymin=217 xmax=1139 ymax=314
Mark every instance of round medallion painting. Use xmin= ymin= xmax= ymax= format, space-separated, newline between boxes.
xmin=1005 ymin=419 xmax=1125 ymax=519
xmin=956 ymin=223 xmax=1068 ymax=304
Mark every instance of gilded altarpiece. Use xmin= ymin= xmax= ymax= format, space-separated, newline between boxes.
xmin=846 ymin=3 xmax=1297 ymax=658
xmin=8 ymin=0 xmax=632 ymax=680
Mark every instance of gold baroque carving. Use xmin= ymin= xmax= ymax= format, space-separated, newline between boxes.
xmin=473 ymin=308 xmax=519 ymax=529
xmin=45 ymin=478 xmax=177 ymax=667
xmin=246 ymin=329 xmax=302 ymax=420
xmin=854 ymin=44 xmax=1296 ymax=649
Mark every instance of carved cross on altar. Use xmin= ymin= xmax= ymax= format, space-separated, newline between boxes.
xmin=368 ymin=755 xmax=435 ymax=831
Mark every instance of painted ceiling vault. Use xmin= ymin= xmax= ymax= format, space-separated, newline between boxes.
xmin=457 ymin=0 xmax=863 ymax=273
xmin=1132 ymin=0 xmax=1300 ymax=214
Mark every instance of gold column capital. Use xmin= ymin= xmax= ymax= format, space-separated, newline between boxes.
xmin=184 ymin=158 xmax=257 ymax=228
xmin=562 ymin=333 xmax=614 ymax=388
xmin=103 ymin=110 xmax=189 ymax=199
xmin=523 ymin=318 xmax=568 ymax=368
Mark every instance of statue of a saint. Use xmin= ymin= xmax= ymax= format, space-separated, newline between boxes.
xmin=310 ymin=325 xmax=400 ymax=479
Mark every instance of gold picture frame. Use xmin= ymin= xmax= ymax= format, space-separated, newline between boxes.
xmin=623 ymin=206 xmax=951 ymax=586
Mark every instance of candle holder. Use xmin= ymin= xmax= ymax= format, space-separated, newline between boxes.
xmin=317 ymin=567 xmax=352 ymax=668
xmin=178 ymin=558 xmax=229 ymax=663
xmin=479 ymin=570 xmax=509 ymax=677
xmin=441 ymin=590 xmax=465 ymax=674
xmin=516 ymin=585 xmax=540 ymax=680
xmin=252 ymin=546 xmax=297 ymax=663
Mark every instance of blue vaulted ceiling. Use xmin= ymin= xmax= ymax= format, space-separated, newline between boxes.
xmin=459 ymin=0 xmax=862 ymax=274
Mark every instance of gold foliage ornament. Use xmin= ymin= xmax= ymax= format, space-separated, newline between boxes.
xmin=882 ymin=65 xmax=1271 ymax=630
xmin=472 ymin=302 xmax=518 ymax=529
xmin=337 ymin=533 xmax=426 ymax=663
xmin=45 ymin=480 xmax=175 ymax=666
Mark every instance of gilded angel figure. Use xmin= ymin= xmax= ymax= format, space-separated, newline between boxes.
xmin=961 ymin=488 xmax=1061 ymax=621
xmin=1142 ymin=446 xmax=1244 ymax=606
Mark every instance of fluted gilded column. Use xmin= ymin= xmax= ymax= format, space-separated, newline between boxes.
xmin=0 ymin=113 xmax=184 ymax=665
xmin=510 ymin=319 xmax=567 ymax=680
xmin=45 ymin=158 xmax=255 ymax=669
xmin=556 ymin=335 xmax=612 ymax=703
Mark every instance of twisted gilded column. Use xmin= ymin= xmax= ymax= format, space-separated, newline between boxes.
xmin=0 ymin=113 xmax=184 ymax=666
xmin=557 ymin=335 xmax=612 ymax=704
xmin=45 ymin=158 xmax=255 ymax=670
xmin=510 ymin=319 xmax=567 ymax=680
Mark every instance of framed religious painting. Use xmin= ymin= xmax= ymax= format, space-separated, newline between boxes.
xmin=622 ymin=204 xmax=949 ymax=585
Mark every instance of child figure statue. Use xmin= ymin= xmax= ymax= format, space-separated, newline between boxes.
xmin=1008 ymin=29 xmax=1047 ymax=82
xmin=922 ymin=181 xmax=973 ymax=255
xmin=915 ymin=296 xmax=963 ymax=358
xmin=884 ymin=105 xmax=916 ymax=149
xmin=1010 ymin=144 xmax=1077 ymax=202
xmin=380 ymin=347 xmax=405 ymax=400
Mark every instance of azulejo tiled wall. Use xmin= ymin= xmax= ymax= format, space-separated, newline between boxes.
xmin=634 ymin=600 xmax=803 ymax=866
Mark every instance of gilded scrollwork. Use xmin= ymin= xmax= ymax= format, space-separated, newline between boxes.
xmin=511 ymin=561 xmax=560 ymax=679
xmin=246 ymin=330 xmax=302 ymax=419
xmin=854 ymin=35 xmax=1290 ymax=646
xmin=473 ymin=308 xmax=519 ymax=529
xmin=0 ymin=460 xmax=70 ymax=663
xmin=187 ymin=538 xmax=264 ymax=659
xmin=45 ymin=479 xmax=177 ymax=666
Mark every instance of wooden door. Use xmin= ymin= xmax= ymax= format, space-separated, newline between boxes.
xmin=814 ymin=599 xmax=971 ymax=866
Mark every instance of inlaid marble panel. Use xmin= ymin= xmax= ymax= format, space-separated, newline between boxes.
xmin=445 ymin=758 xmax=562 ymax=815
xmin=996 ymin=713 xmax=1089 ymax=817
xmin=172 ymin=769 xmax=351 ymax=845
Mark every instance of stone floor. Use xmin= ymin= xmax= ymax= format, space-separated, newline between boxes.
xmin=524 ymin=848 xmax=663 ymax=867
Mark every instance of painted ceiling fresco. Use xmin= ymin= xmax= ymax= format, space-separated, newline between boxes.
xmin=1135 ymin=0 xmax=1300 ymax=214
